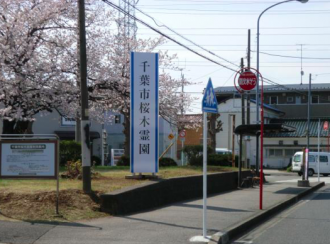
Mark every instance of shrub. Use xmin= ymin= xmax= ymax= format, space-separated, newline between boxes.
xmin=183 ymin=145 xmax=212 ymax=166
xmin=60 ymin=140 xmax=81 ymax=166
xmin=208 ymin=154 xmax=231 ymax=167
xmin=61 ymin=160 xmax=100 ymax=179
xmin=64 ymin=160 xmax=82 ymax=179
xmin=117 ymin=155 xmax=130 ymax=166
xmin=189 ymin=155 xmax=203 ymax=166
xmin=159 ymin=157 xmax=177 ymax=167
xmin=91 ymin=155 xmax=101 ymax=166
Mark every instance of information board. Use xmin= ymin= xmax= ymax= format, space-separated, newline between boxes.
xmin=0 ymin=140 xmax=58 ymax=179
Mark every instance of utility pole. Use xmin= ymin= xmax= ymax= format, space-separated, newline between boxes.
xmin=78 ymin=0 xmax=91 ymax=194
xmin=306 ymin=74 xmax=311 ymax=180
xmin=239 ymin=58 xmax=244 ymax=186
xmin=231 ymin=115 xmax=236 ymax=167
xmin=247 ymin=29 xmax=251 ymax=125
xmin=181 ymin=72 xmax=185 ymax=166
xmin=297 ymin=44 xmax=306 ymax=85
xmin=246 ymin=29 xmax=251 ymax=168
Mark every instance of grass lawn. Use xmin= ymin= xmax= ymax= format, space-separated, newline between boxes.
xmin=0 ymin=165 xmax=236 ymax=222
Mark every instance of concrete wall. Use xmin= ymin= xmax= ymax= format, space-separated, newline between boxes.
xmin=100 ymin=171 xmax=252 ymax=215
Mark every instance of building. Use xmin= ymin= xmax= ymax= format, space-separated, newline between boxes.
xmin=0 ymin=110 xmax=177 ymax=165
xmin=215 ymin=83 xmax=330 ymax=168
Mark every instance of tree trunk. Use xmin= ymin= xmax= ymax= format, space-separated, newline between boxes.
xmin=2 ymin=120 xmax=15 ymax=134
xmin=2 ymin=120 xmax=34 ymax=134
xmin=123 ymin=112 xmax=130 ymax=156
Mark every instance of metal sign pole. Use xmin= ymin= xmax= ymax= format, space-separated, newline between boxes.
xmin=56 ymin=138 xmax=60 ymax=215
xmin=318 ymin=119 xmax=320 ymax=182
xmin=202 ymin=112 xmax=208 ymax=238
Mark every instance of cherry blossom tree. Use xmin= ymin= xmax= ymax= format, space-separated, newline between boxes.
xmin=0 ymin=0 xmax=199 ymax=154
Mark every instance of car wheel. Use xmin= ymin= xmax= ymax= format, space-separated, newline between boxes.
xmin=298 ymin=172 xmax=302 ymax=176
xmin=308 ymin=169 xmax=314 ymax=177
xmin=323 ymin=174 xmax=329 ymax=177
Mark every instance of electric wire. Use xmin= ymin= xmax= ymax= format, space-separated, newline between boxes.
xmin=120 ymin=0 xmax=240 ymax=69
xmin=102 ymin=0 xmax=240 ymax=72
xmin=253 ymin=51 xmax=330 ymax=60
xmin=102 ymin=0 xmax=330 ymax=104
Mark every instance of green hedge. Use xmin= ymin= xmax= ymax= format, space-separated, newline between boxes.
xmin=117 ymin=155 xmax=130 ymax=166
xmin=159 ymin=157 xmax=177 ymax=167
xmin=116 ymin=156 xmax=178 ymax=167
xmin=60 ymin=140 xmax=101 ymax=166
xmin=60 ymin=140 xmax=81 ymax=166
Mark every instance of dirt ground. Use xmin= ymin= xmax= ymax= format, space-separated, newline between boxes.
xmin=0 ymin=166 xmax=236 ymax=222
xmin=0 ymin=189 xmax=109 ymax=222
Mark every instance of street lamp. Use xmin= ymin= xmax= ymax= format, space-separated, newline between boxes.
xmin=256 ymin=0 xmax=308 ymax=209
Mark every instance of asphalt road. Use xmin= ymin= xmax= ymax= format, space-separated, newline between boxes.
xmin=233 ymin=184 xmax=330 ymax=244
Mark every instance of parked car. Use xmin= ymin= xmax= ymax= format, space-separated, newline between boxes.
xmin=291 ymin=151 xmax=330 ymax=177
xmin=215 ymin=148 xmax=232 ymax=155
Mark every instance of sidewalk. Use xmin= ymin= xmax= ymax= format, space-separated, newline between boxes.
xmin=0 ymin=175 xmax=324 ymax=244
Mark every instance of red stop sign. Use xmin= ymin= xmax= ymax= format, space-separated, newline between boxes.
xmin=238 ymin=71 xmax=257 ymax=91
xmin=324 ymin=121 xmax=329 ymax=131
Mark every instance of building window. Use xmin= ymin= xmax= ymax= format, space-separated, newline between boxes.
xmin=328 ymin=96 xmax=330 ymax=102
xmin=115 ymin=115 xmax=121 ymax=124
xmin=296 ymin=96 xmax=301 ymax=104
xmin=269 ymin=96 xmax=278 ymax=105
xmin=287 ymin=97 xmax=294 ymax=103
xmin=312 ymin=95 xmax=319 ymax=104
xmin=268 ymin=149 xmax=283 ymax=157
xmin=285 ymin=149 xmax=295 ymax=156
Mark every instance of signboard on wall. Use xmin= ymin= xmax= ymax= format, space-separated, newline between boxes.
xmin=61 ymin=117 xmax=76 ymax=126
xmin=0 ymin=140 xmax=57 ymax=179
xmin=130 ymin=52 xmax=159 ymax=173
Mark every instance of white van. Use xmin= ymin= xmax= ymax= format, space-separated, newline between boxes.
xmin=291 ymin=151 xmax=330 ymax=177
xmin=216 ymin=148 xmax=232 ymax=155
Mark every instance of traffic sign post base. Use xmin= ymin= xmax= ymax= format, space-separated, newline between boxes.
xmin=298 ymin=180 xmax=310 ymax=187
xmin=125 ymin=174 xmax=159 ymax=180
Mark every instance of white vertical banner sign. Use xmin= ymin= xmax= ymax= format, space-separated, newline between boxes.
xmin=130 ymin=52 xmax=159 ymax=173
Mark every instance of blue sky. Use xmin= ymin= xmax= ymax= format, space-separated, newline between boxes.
xmin=115 ymin=0 xmax=330 ymax=112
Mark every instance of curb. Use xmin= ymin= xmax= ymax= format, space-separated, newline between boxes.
xmin=208 ymin=182 xmax=325 ymax=244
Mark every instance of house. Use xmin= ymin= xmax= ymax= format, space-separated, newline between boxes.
xmin=215 ymin=83 xmax=330 ymax=168
xmin=0 ymin=110 xmax=178 ymax=165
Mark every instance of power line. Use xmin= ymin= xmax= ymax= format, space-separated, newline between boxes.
xmin=254 ymin=51 xmax=330 ymax=60
xmin=139 ymin=26 xmax=330 ymax=30
xmin=102 ymin=0 xmax=240 ymax=72
xmin=138 ymin=8 xmax=330 ymax=13
xmin=102 ymin=0 xmax=330 ymax=105
xmin=139 ymin=11 xmax=330 ymax=16
xmin=138 ymin=33 xmax=330 ymax=36
xmin=124 ymin=0 xmax=240 ymax=68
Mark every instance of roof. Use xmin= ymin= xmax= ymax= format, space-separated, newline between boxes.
xmin=267 ymin=119 xmax=330 ymax=138
xmin=250 ymin=99 xmax=284 ymax=115
xmin=214 ymin=83 xmax=330 ymax=94
xmin=234 ymin=123 xmax=296 ymax=136
xmin=218 ymin=97 xmax=284 ymax=115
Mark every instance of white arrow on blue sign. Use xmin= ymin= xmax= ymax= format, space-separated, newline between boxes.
xmin=202 ymin=78 xmax=218 ymax=113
